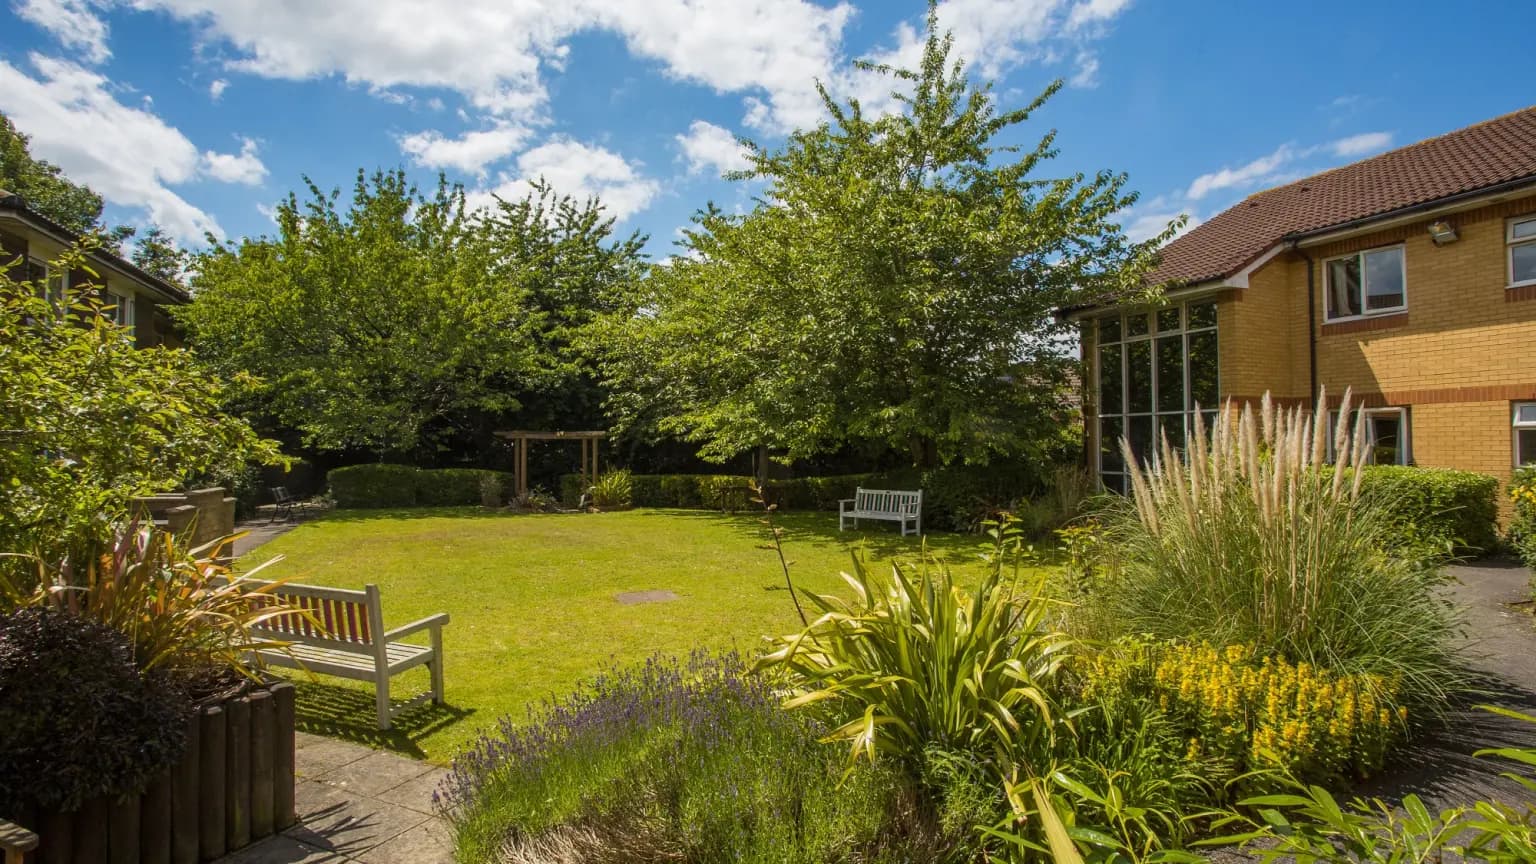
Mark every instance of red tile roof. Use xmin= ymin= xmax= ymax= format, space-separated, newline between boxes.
xmin=1148 ymin=105 xmax=1536 ymax=286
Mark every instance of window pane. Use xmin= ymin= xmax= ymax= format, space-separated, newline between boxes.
xmin=1156 ymin=307 xmax=1181 ymax=333
xmin=1517 ymin=403 xmax=1536 ymax=425
xmin=1363 ymin=247 xmax=1405 ymax=311
xmin=1188 ymin=301 xmax=1217 ymax=329
xmin=1512 ymin=243 xmax=1536 ymax=285
xmin=1126 ymin=312 xmax=1150 ymax=338
xmin=1514 ymin=218 xmax=1536 ymax=241
xmin=1098 ymin=315 xmax=1121 ymax=344
xmin=1127 ymin=340 xmax=1152 ymax=413
xmin=1156 ymin=335 xmax=1184 ymax=412
xmin=1367 ymin=414 xmax=1403 ymax=465
xmin=1327 ymin=257 xmax=1362 ymax=318
xmin=1157 ymin=414 xmax=1185 ymax=453
xmin=1128 ymin=415 xmax=1154 ymax=466
xmin=1098 ymin=344 xmax=1123 ymax=414
xmin=1100 ymin=417 xmax=1124 ymax=473
xmin=1188 ymin=330 xmax=1218 ymax=409
xmin=1519 ymin=429 xmax=1536 ymax=466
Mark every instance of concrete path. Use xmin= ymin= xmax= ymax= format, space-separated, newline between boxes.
xmin=1354 ymin=558 xmax=1536 ymax=809
xmin=221 ymin=733 xmax=453 ymax=863
xmin=231 ymin=519 xmax=303 ymax=559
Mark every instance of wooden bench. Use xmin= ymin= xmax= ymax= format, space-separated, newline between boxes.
xmin=240 ymin=578 xmax=448 ymax=731
xmin=0 ymin=819 xmax=37 ymax=864
xmin=839 ymin=487 xmax=923 ymax=536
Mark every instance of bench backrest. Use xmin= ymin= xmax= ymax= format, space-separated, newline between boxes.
xmin=854 ymin=487 xmax=922 ymax=514
xmin=270 ymin=486 xmax=293 ymax=504
xmin=239 ymin=577 xmax=384 ymax=648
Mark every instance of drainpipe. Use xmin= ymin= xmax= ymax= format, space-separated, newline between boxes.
xmin=1295 ymin=243 xmax=1318 ymax=406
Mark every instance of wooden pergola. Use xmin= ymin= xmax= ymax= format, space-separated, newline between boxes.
xmin=493 ymin=430 xmax=608 ymax=501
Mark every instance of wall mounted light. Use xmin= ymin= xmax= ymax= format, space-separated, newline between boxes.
xmin=1428 ymin=220 xmax=1459 ymax=245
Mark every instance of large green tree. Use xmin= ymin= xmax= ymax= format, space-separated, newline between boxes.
xmin=591 ymin=13 xmax=1174 ymax=468
xmin=0 ymin=243 xmax=281 ymax=579
xmin=180 ymin=170 xmax=643 ymax=459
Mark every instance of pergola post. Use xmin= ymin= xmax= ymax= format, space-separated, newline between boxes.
xmin=492 ymin=430 xmax=609 ymax=506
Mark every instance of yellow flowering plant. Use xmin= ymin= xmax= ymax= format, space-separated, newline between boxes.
xmin=1510 ymin=466 xmax=1536 ymax=570
xmin=1083 ymin=640 xmax=1407 ymax=787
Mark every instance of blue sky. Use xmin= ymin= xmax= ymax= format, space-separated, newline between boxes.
xmin=1 ymin=0 xmax=1534 ymax=258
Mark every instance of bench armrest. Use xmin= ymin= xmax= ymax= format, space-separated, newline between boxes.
xmin=383 ymin=612 xmax=450 ymax=642
xmin=0 ymin=818 xmax=39 ymax=856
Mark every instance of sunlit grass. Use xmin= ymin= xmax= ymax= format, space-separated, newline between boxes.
xmin=239 ymin=507 xmax=1045 ymax=761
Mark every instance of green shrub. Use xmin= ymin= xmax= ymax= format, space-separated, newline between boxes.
xmin=1086 ymin=392 xmax=1467 ymax=716
xmin=441 ymin=651 xmax=942 ymax=864
xmin=558 ymin=473 xmax=586 ymax=507
xmin=590 ymin=470 xmax=633 ymax=508
xmin=328 ymin=464 xmax=512 ymax=508
xmin=1511 ymin=466 xmax=1536 ymax=570
xmin=757 ymin=525 xmax=1071 ymax=776
xmin=1357 ymin=465 xmax=1499 ymax=554
xmin=0 ymin=608 xmax=190 ymax=815
xmin=328 ymin=463 xmax=420 ymax=508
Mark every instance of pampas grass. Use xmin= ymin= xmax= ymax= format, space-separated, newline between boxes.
xmin=1086 ymin=389 xmax=1466 ymax=714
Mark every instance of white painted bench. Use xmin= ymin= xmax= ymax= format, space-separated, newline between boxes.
xmin=239 ymin=578 xmax=448 ymax=731
xmin=839 ymin=487 xmax=923 ymax=536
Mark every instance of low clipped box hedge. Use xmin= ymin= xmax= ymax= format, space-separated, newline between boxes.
xmin=1357 ymin=465 xmax=1499 ymax=553
xmin=559 ymin=462 xmax=1051 ymax=533
xmin=329 ymin=463 xmax=513 ymax=508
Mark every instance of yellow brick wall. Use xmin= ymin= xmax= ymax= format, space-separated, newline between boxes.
xmin=1081 ymin=192 xmax=1536 ymax=508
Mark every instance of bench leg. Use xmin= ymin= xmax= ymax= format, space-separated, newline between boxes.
xmin=429 ymin=627 xmax=445 ymax=705
xmin=375 ymin=676 xmax=391 ymax=731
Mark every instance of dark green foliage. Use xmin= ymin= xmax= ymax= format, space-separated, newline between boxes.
xmin=328 ymin=464 xmax=513 ymax=508
xmin=1511 ymin=466 xmax=1536 ymax=569
xmin=417 ymin=468 xmax=499 ymax=508
xmin=1358 ymin=465 xmax=1499 ymax=554
xmin=329 ymin=464 xmax=421 ymax=508
xmin=564 ymin=463 xmax=1051 ymax=532
xmin=0 ymin=608 xmax=189 ymax=815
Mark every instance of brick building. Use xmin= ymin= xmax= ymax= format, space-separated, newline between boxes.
xmin=1068 ymin=106 xmax=1536 ymax=498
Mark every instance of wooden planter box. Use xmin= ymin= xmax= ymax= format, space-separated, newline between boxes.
xmin=16 ymin=680 xmax=297 ymax=864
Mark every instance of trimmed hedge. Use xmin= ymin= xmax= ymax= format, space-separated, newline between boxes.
xmin=1357 ymin=465 xmax=1499 ymax=554
xmin=560 ymin=462 xmax=1050 ymax=533
xmin=328 ymin=463 xmax=513 ymax=509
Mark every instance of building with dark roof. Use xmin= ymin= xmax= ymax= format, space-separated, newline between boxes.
xmin=0 ymin=189 xmax=188 ymax=347
xmin=1067 ymin=106 xmax=1536 ymax=502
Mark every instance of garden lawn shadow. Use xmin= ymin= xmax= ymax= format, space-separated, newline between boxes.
xmin=283 ymin=676 xmax=476 ymax=760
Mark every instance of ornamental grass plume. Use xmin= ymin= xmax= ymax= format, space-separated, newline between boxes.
xmin=1090 ymin=389 xmax=1466 ymax=716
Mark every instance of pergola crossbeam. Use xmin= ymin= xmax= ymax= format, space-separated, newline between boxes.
xmin=493 ymin=430 xmax=608 ymax=502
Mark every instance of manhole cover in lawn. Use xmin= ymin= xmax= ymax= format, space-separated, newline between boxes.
xmin=616 ymin=589 xmax=679 ymax=605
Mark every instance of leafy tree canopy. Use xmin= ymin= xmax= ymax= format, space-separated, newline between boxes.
xmin=590 ymin=8 xmax=1175 ymax=468
xmin=179 ymin=170 xmax=645 ymax=459
xmin=130 ymin=225 xmax=191 ymax=284
xmin=0 ymin=244 xmax=282 ymax=579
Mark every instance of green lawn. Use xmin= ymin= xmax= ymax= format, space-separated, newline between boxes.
xmin=238 ymin=507 xmax=1036 ymax=762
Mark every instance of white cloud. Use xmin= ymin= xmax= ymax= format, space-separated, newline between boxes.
xmin=397 ymin=124 xmax=531 ymax=175
xmin=1066 ymin=0 xmax=1134 ymax=31
xmin=209 ymin=77 xmax=229 ymax=100
xmin=201 ymin=136 xmax=267 ymax=185
xmin=13 ymin=0 xmax=110 ymax=64
xmin=1123 ymin=209 xmax=1198 ymax=244
xmin=1330 ymin=130 xmax=1392 ymax=158
xmin=468 ymin=136 xmax=658 ymax=221
xmin=1186 ymin=144 xmax=1297 ymax=200
xmin=1069 ymin=51 xmax=1099 ymax=88
xmin=676 ymin=120 xmax=751 ymax=176
xmin=0 ymin=53 xmax=220 ymax=242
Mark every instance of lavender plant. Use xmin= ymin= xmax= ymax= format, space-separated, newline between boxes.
xmin=441 ymin=650 xmax=938 ymax=864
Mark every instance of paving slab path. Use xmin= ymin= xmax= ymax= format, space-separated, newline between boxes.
xmin=220 ymin=733 xmax=453 ymax=864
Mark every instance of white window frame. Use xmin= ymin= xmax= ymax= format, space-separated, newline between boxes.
xmin=1323 ymin=244 xmax=1408 ymax=323
xmin=1094 ymin=300 xmax=1220 ymax=490
xmin=105 ymin=288 xmax=135 ymax=331
xmin=1508 ymin=216 xmax=1536 ymax=290
xmin=1515 ymin=402 xmax=1536 ymax=467
xmin=1328 ymin=407 xmax=1411 ymax=465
